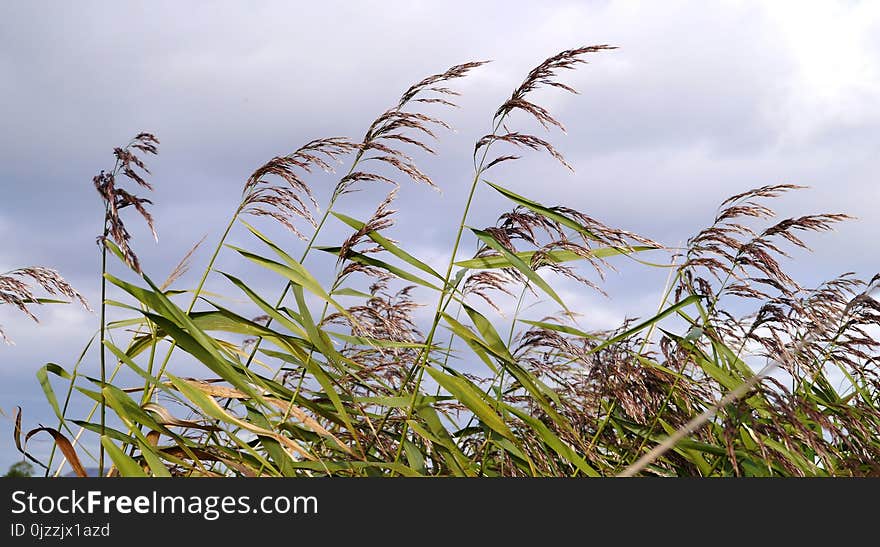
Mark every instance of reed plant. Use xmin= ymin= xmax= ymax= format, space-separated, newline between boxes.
xmin=9 ymin=45 xmax=879 ymax=477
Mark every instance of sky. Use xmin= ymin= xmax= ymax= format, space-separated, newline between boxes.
xmin=1 ymin=0 xmax=879 ymax=473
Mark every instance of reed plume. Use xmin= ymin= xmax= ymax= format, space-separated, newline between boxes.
xmin=93 ymin=132 xmax=160 ymax=273
xmin=0 ymin=267 xmax=89 ymax=344
xmin=334 ymin=61 xmax=490 ymax=202
xmin=241 ymin=137 xmax=359 ymax=239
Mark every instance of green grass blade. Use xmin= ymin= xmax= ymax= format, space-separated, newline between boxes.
xmin=470 ymin=227 xmax=567 ymax=311
xmin=456 ymin=246 xmax=656 ymax=269
xmin=101 ymin=436 xmax=147 ymax=477
xmin=587 ymin=294 xmax=704 ymax=355
xmin=36 ymin=363 xmax=71 ymax=423
xmin=518 ymin=319 xmax=599 ymax=339
xmin=462 ymin=304 xmax=515 ymax=362
xmin=167 ymin=374 xmax=315 ymax=462
xmin=426 ymin=367 xmax=514 ymax=441
xmin=137 ymin=441 xmax=172 ymax=477
xmin=502 ymin=403 xmax=600 ymax=477
xmin=70 ymin=421 xmax=134 ymax=444
xmin=332 ymin=211 xmax=444 ymax=279
xmin=316 ymin=246 xmax=443 ymax=291
xmin=484 ymin=180 xmax=601 ymax=240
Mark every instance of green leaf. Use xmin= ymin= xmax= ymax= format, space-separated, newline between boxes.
xmin=662 ymin=330 xmax=742 ymax=391
xmin=107 ymin=275 xmax=264 ymax=399
xmin=101 ymin=436 xmax=147 ymax=477
xmin=167 ymin=374 xmax=315 ymax=462
xmin=445 ymin=312 xmax=565 ymax=415
xmin=137 ymin=441 xmax=172 ymax=477
xmin=142 ymin=310 xmax=263 ymax=399
xmin=101 ymin=239 xmax=129 ymax=269
xmin=190 ymin=309 xmax=277 ymax=337
xmin=316 ymin=246 xmax=442 ymax=291
xmin=426 ymin=367 xmax=514 ymax=441
xmin=463 ymin=304 xmax=514 ymax=362
xmin=101 ymin=384 xmax=175 ymax=438
xmin=456 ymin=246 xmax=656 ymax=269
xmin=33 ymin=298 xmax=72 ymax=305
xmin=402 ymin=440 xmax=427 ymax=475
xmin=326 ymin=331 xmax=429 ymax=350
xmin=440 ymin=312 xmax=498 ymax=373
xmin=126 ymin=334 xmax=159 ymax=360
xmin=70 ymin=421 xmax=133 ymax=444
xmin=106 ymin=317 xmax=149 ymax=330
xmin=36 ymin=363 xmax=71 ymax=422
xmin=331 ymin=287 xmax=374 ymax=299
xmin=406 ymin=414 xmax=472 ymax=477
xmin=103 ymin=341 xmax=176 ymax=400
xmin=246 ymin=406 xmax=297 ymax=475
xmin=332 ymin=212 xmax=444 ymax=279
xmin=287 ymin=460 xmax=422 ymax=477
xmin=470 ymin=227 xmax=567 ymax=311
xmin=518 ymin=319 xmax=599 ymax=340
xmin=502 ymin=403 xmax=600 ymax=477
xmin=220 ymin=272 xmax=307 ymax=338
xmin=104 ymin=273 xmax=178 ymax=321
xmin=354 ymin=394 xmax=452 ymax=407
xmin=484 ymin=180 xmax=601 ymax=240
xmin=229 ymin=246 xmax=349 ymax=316
xmin=587 ymin=294 xmax=703 ymax=355
xmin=290 ymin=285 xmax=360 ymax=445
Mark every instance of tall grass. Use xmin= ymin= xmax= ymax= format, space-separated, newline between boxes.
xmin=8 ymin=45 xmax=880 ymax=477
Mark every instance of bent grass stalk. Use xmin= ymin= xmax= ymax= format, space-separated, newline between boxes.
xmin=383 ymin=47 xmax=620 ymax=471
xmin=385 ymin=124 xmax=499 ymax=467
xmin=49 ymin=244 xmax=204 ymax=476
xmin=194 ymin=170 xmax=361 ymax=472
xmin=212 ymin=64 xmax=487 ymax=463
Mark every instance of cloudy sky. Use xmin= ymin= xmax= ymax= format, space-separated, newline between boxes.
xmin=1 ymin=0 xmax=878 ymax=473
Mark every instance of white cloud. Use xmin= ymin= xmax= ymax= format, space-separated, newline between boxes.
xmin=759 ymin=0 xmax=880 ymax=144
xmin=0 ymin=304 xmax=95 ymax=373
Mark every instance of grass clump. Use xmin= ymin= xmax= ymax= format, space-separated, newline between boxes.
xmin=7 ymin=45 xmax=879 ymax=477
